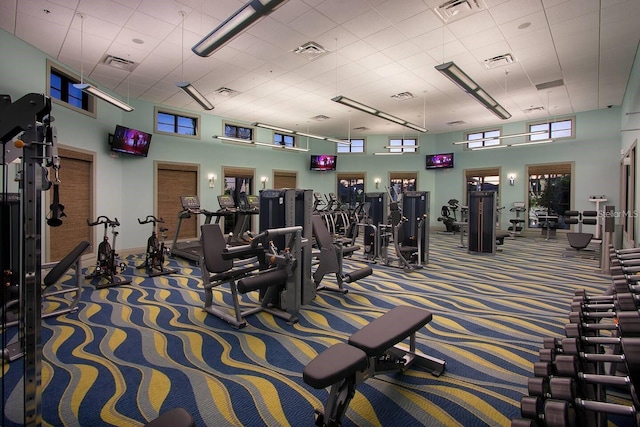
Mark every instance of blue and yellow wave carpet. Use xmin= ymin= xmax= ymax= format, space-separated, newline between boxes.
xmin=1 ymin=233 xmax=623 ymax=426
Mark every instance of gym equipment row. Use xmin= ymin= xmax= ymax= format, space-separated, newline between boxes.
xmin=303 ymin=306 xmax=446 ymax=427
xmin=350 ymin=191 xmax=430 ymax=270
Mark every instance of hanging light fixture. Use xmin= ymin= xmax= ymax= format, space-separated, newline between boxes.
xmin=253 ymin=123 xmax=350 ymax=145
xmin=435 ymin=61 xmax=510 ymax=120
xmin=192 ymin=0 xmax=290 ymax=57
xmin=331 ymin=95 xmax=428 ymax=133
xmin=73 ymin=14 xmax=134 ymax=112
xmin=176 ymin=12 xmax=214 ymax=110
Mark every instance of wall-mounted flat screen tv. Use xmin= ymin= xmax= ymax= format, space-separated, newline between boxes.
xmin=425 ymin=153 xmax=454 ymax=169
xmin=111 ymin=125 xmax=152 ymax=157
xmin=310 ymin=154 xmax=337 ymax=171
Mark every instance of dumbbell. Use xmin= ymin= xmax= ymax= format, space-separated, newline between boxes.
xmin=510 ymin=417 xmax=541 ymax=427
xmin=544 ymin=382 xmax=639 ymax=427
xmin=565 ymin=310 xmax=640 ymax=338
xmin=573 ymin=292 xmax=640 ymax=313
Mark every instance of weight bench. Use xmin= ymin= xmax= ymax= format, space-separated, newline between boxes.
xmin=2 ymin=240 xmax=90 ymax=361
xmin=303 ymin=306 xmax=446 ymax=426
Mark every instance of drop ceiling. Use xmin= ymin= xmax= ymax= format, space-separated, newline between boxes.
xmin=1 ymin=0 xmax=639 ymax=136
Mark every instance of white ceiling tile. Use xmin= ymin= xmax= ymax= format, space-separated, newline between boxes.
xmin=288 ymin=8 xmax=339 ymax=39
xmin=342 ymin=9 xmax=392 ymax=39
xmin=6 ymin=0 xmax=639 ymax=135
xmin=314 ymin=0 xmax=370 ymax=24
xmin=489 ymin=0 xmax=544 ymax=25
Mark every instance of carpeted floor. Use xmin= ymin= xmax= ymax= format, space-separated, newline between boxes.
xmin=2 ymin=232 xmax=628 ymax=426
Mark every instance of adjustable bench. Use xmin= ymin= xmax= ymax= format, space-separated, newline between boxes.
xmin=302 ymin=305 xmax=446 ymax=427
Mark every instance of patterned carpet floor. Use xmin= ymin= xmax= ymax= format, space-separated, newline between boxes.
xmin=1 ymin=232 xmax=628 ymax=426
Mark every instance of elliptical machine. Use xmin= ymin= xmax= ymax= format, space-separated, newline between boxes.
xmin=86 ymin=216 xmax=131 ymax=289
xmin=137 ymin=215 xmax=176 ymax=277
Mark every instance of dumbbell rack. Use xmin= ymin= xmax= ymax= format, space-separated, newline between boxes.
xmin=511 ymin=245 xmax=640 ymax=427
xmin=589 ymin=195 xmax=607 ymax=240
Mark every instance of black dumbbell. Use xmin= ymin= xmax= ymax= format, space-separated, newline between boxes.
xmin=544 ymin=384 xmax=639 ymax=427
xmin=566 ymin=311 xmax=640 ymax=338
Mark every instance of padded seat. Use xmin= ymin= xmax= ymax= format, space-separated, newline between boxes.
xmin=303 ymin=343 xmax=368 ymax=389
xmin=144 ymin=408 xmax=195 ymax=427
xmin=349 ymin=306 xmax=432 ymax=356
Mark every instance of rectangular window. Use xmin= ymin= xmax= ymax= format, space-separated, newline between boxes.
xmin=225 ymin=123 xmax=253 ymax=141
xmin=337 ymin=138 xmax=365 ymax=153
xmin=388 ymin=138 xmax=417 ymax=153
xmin=465 ymin=129 xmax=501 ymax=149
xmin=155 ymin=108 xmax=199 ymax=138
xmin=528 ymin=118 xmax=574 ymax=141
xmin=274 ymin=133 xmax=295 ymax=147
xmin=47 ymin=60 xmax=95 ymax=117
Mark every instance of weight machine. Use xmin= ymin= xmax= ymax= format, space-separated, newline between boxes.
xmin=1 ymin=93 xmax=59 ymax=425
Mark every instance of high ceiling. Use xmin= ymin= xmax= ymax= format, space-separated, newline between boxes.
xmin=2 ymin=0 xmax=639 ymax=137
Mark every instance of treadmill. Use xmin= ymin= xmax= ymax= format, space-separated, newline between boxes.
xmin=170 ymin=195 xmax=217 ymax=262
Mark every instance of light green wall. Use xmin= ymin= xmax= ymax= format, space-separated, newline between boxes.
xmin=0 ymin=28 xmax=629 ymax=252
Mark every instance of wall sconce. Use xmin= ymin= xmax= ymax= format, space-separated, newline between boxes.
xmin=261 ymin=176 xmax=269 ymax=189
xmin=509 ymin=174 xmax=515 ymax=186
xmin=208 ymin=173 xmax=217 ymax=188
xmin=374 ymin=178 xmax=381 ymax=189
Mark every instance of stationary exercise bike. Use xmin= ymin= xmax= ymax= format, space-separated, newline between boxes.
xmin=137 ymin=215 xmax=176 ymax=277
xmin=86 ymin=216 xmax=131 ymax=289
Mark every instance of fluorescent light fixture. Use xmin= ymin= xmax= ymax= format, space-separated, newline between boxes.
xmin=192 ymin=0 xmax=290 ymax=57
xmin=253 ymin=141 xmax=309 ymax=151
xmin=73 ymin=83 xmax=134 ymax=112
xmin=384 ymin=145 xmax=419 ymax=149
xmin=435 ymin=61 xmax=511 ymax=120
xmin=214 ymin=136 xmax=309 ymax=151
xmin=373 ymin=152 xmax=404 ymax=156
xmin=326 ymin=137 xmax=351 ymax=145
xmin=332 ymin=95 xmax=428 ymax=133
xmin=452 ymin=130 xmax=546 ymax=145
xmin=254 ymin=123 xmax=350 ymax=145
xmin=214 ymin=135 xmax=251 ymax=144
xmin=509 ymin=139 xmax=554 ymax=147
xmin=177 ymin=82 xmax=214 ymax=110
xmin=470 ymin=145 xmax=508 ymax=151
xmin=253 ymin=123 xmax=293 ymax=133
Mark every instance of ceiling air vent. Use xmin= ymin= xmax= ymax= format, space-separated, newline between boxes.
xmin=292 ymin=42 xmax=330 ymax=61
xmin=535 ymin=79 xmax=564 ymax=91
xmin=310 ymin=114 xmax=330 ymax=121
xmin=447 ymin=120 xmax=466 ymax=126
xmin=483 ymin=54 xmax=515 ymax=69
xmin=524 ymin=106 xmax=545 ymax=113
xmin=213 ymin=87 xmax=239 ymax=97
xmin=435 ymin=0 xmax=486 ymax=23
xmin=391 ymin=91 xmax=415 ymax=101
xmin=101 ymin=54 xmax=137 ymax=72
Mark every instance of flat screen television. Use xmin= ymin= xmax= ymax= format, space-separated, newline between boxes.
xmin=110 ymin=125 xmax=152 ymax=157
xmin=310 ymin=154 xmax=337 ymax=171
xmin=425 ymin=153 xmax=454 ymax=169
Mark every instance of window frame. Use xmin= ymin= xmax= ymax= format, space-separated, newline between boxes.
xmin=154 ymin=107 xmax=201 ymax=139
xmin=224 ymin=122 xmax=254 ymax=141
xmin=527 ymin=117 xmax=575 ymax=141
xmin=464 ymin=128 xmax=501 ymax=150
xmin=388 ymin=138 xmax=418 ymax=154
xmin=337 ymin=138 xmax=365 ymax=154
xmin=46 ymin=60 xmax=96 ymax=118
xmin=274 ymin=132 xmax=296 ymax=148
